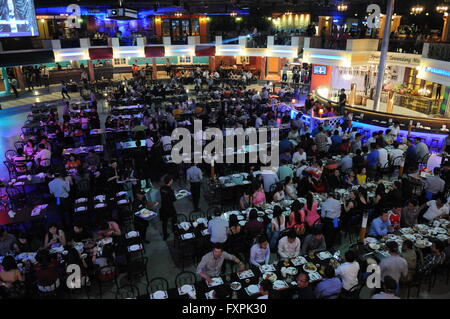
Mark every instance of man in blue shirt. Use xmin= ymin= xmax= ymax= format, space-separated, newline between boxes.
xmin=368 ymin=211 xmax=394 ymax=237
xmin=404 ymin=139 xmax=418 ymax=173
xmin=366 ymin=143 xmax=379 ymax=178
xmin=315 ymin=265 xmax=343 ymax=299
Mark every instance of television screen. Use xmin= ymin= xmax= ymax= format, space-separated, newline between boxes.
xmin=0 ymin=0 xmax=39 ymax=37
xmin=313 ymin=65 xmax=327 ymax=75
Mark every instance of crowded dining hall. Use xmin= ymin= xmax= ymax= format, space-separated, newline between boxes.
xmin=0 ymin=0 xmax=450 ymax=301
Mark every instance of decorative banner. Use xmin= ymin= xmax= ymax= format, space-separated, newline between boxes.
xmin=366 ymin=4 xmax=381 ymax=29
xmin=440 ymin=86 xmax=450 ymax=115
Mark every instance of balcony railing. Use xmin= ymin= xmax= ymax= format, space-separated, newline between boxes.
xmin=427 ymin=43 xmax=450 ymax=62
xmin=274 ymin=36 xmax=292 ymax=46
xmin=171 ymin=36 xmax=188 ymax=45
xmin=90 ymin=38 xmax=108 ymax=46
xmin=385 ymin=39 xmax=423 ymax=54
xmin=246 ymin=34 xmax=267 ymax=48
xmin=146 ymin=35 xmax=163 ymax=45
xmin=309 ymin=36 xmax=347 ymax=50
xmin=60 ymin=39 xmax=80 ymax=49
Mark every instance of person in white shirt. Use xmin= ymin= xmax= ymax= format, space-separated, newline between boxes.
xmin=365 ymin=132 xmax=377 ymax=147
xmin=160 ymin=134 xmax=172 ymax=152
xmin=421 ymin=198 xmax=449 ymax=222
xmin=278 ymin=231 xmax=301 ymax=260
xmin=295 ymin=161 xmax=309 ymax=178
xmin=34 ymin=143 xmax=52 ymax=168
xmin=335 ymin=250 xmax=360 ymax=292
xmin=389 ymin=142 xmax=404 ymax=166
xmin=377 ymin=144 xmax=388 ymax=168
xmin=292 ymin=146 xmax=307 ymax=165
xmin=389 ymin=122 xmax=400 ymax=139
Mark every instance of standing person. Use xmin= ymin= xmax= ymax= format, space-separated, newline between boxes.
xmin=338 ymin=89 xmax=347 ymax=114
xmin=10 ymin=78 xmax=18 ymax=98
xmin=159 ymin=175 xmax=177 ymax=241
xmin=132 ymin=190 xmax=157 ymax=244
xmin=42 ymin=65 xmax=50 ymax=88
xmin=61 ymin=81 xmax=71 ymax=100
xmin=48 ymin=172 xmax=72 ymax=230
xmin=186 ymin=163 xmax=202 ymax=212
xmin=379 ymin=241 xmax=408 ymax=293
xmin=321 ymin=192 xmax=341 ymax=248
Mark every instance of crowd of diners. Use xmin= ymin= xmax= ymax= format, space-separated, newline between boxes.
xmin=1 ymin=64 xmax=450 ymax=300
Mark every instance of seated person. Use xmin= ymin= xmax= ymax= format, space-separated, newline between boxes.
xmin=257 ymin=279 xmax=272 ymax=299
xmin=293 ymin=272 xmax=316 ymax=299
xmin=96 ymin=221 xmax=121 ymax=239
xmin=419 ymin=241 xmax=446 ymax=275
xmin=43 ymin=224 xmax=66 ymax=249
xmin=0 ymin=256 xmax=24 ymax=290
xmin=420 ymin=197 xmax=449 ymax=222
xmin=314 ymin=265 xmax=342 ymax=299
xmin=277 ymin=230 xmax=301 ymax=260
xmin=300 ymin=227 xmax=326 ymax=255
xmin=69 ymin=223 xmax=93 ymax=243
xmin=250 ymin=235 xmax=270 ymax=267
xmin=368 ymin=211 xmax=394 ymax=237
xmin=33 ymin=249 xmax=60 ymax=292
xmin=0 ymin=229 xmax=19 ymax=256
xmin=371 ymin=276 xmax=400 ymax=299
xmin=197 ymin=243 xmax=244 ymax=283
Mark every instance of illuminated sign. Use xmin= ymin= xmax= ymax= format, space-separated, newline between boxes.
xmin=425 ymin=67 xmax=450 ymax=77
xmin=310 ymin=54 xmax=344 ymax=61
xmin=366 ymin=4 xmax=381 ymax=28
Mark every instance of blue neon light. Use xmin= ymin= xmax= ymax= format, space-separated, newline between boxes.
xmin=310 ymin=54 xmax=344 ymax=61
xmin=425 ymin=67 xmax=450 ymax=77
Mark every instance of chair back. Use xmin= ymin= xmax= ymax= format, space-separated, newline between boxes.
xmin=174 ymin=271 xmax=197 ymax=287
xmin=149 ymin=277 xmax=169 ymax=293
xmin=189 ymin=211 xmax=206 ymax=222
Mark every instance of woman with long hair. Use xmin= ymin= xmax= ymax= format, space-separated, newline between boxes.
xmin=268 ymin=205 xmax=286 ymax=250
xmin=43 ymin=223 xmax=66 ymax=248
xmin=284 ymin=176 xmax=297 ymax=200
xmin=288 ymin=200 xmax=306 ymax=236
xmin=304 ymin=192 xmax=320 ymax=228
xmin=251 ymin=182 xmax=266 ymax=208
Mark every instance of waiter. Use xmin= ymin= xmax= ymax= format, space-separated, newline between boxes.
xmin=132 ymin=190 xmax=158 ymax=243
xmin=186 ymin=163 xmax=202 ymax=212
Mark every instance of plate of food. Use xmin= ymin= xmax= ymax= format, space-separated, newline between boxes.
xmin=230 ymin=282 xmax=242 ymax=291
xmin=303 ymin=262 xmax=317 ymax=273
xmin=291 ymin=256 xmax=307 ymax=266
xmin=434 ymin=227 xmax=447 ymax=234
xmin=246 ymin=285 xmax=260 ymax=295
xmin=285 ymin=267 xmax=298 ymax=276
xmin=273 ymin=280 xmax=288 ymax=290
xmin=317 ymin=251 xmax=333 ymax=260
xmin=260 ymin=264 xmax=276 ymax=273
xmin=369 ymin=243 xmax=380 ymax=250
xmin=308 ymin=272 xmax=322 ymax=282
xmin=262 ymin=272 xmax=277 ymax=282
xmin=365 ymin=237 xmax=378 ymax=244
xmin=437 ymin=234 xmax=449 ymax=241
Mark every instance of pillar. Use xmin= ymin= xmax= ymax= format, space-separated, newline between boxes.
xmin=88 ymin=60 xmax=95 ymax=81
xmin=14 ymin=67 xmax=26 ymax=91
xmin=348 ymin=83 xmax=357 ymax=105
xmin=386 ymin=90 xmax=395 ymax=113
xmin=152 ymin=58 xmax=158 ymax=79
xmin=442 ymin=14 xmax=450 ymax=42
xmin=0 ymin=68 xmax=10 ymax=97
xmin=260 ymin=57 xmax=267 ymax=80
xmin=209 ymin=56 xmax=215 ymax=72
xmin=373 ymin=0 xmax=395 ymax=111
xmin=318 ymin=16 xmax=332 ymax=37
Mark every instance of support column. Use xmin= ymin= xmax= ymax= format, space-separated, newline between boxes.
xmin=386 ymin=90 xmax=395 ymax=113
xmin=88 ymin=60 xmax=95 ymax=82
xmin=348 ymin=83 xmax=356 ymax=105
xmin=14 ymin=67 xmax=26 ymax=91
xmin=0 ymin=68 xmax=10 ymax=97
xmin=373 ymin=0 xmax=395 ymax=111
xmin=152 ymin=58 xmax=158 ymax=79
xmin=442 ymin=14 xmax=450 ymax=43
